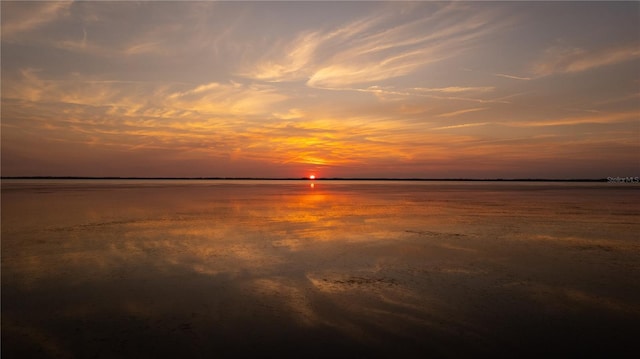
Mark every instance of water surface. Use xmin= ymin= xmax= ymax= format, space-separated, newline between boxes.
xmin=2 ymin=180 xmax=639 ymax=358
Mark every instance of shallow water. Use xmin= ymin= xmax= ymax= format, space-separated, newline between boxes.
xmin=2 ymin=180 xmax=639 ymax=358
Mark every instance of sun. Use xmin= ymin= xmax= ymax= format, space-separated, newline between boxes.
xmin=309 ymin=175 xmax=316 ymax=180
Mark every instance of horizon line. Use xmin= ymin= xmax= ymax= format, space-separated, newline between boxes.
xmin=0 ymin=176 xmax=612 ymax=182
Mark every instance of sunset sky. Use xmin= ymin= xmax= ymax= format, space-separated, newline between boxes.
xmin=2 ymin=1 xmax=639 ymax=178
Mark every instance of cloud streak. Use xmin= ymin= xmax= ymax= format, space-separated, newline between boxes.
xmin=493 ymin=73 xmax=534 ymax=81
xmin=1 ymin=1 xmax=71 ymax=37
xmin=239 ymin=2 xmax=506 ymax=89
xmin=533 ymin=44 xmax=640 ymax=76
xmin=437 ymin=108 xmax=488 ymax=118
xmin=506 ymin=111 xmax=638 ymax=127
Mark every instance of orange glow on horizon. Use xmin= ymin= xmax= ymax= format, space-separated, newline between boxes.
xmin=1 ymin=2 xmax=637 ymax=179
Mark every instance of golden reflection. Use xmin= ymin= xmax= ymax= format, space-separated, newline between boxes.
xmin=310 ymin=182 xmax=315 ymax=189
xmin=3 ymin=181 xmax=639 ymax=358
xmin=248 ymin=278 xmax=320 ymax=326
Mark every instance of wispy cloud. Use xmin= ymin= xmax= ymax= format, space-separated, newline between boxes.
xmin=413 ymin=86 xmax=495 ymax=93
xmin=506 ymin=111 xmax=638 ymax=127
xmin=533 ymin=44 xmax=640 ymax=76
xmin=123 ymin=41 xmax=164 ymax=56
xmin=431 ymin=122 xmax=491 ymax=130
xmin=238 ymin=32 xmax=322 ymax=82
xmin=239 ymin=2 xmax=506 ymax=88
xmin=3 ymin=69 xmax=288 ymax=120
xmin=309 ymin=11 xmax=505 ymax=88
xmin=315 ymin=85 xmax=508 ymax=105
xmin=1 ymin=67 xmax=483 ymax=171
xmin=594 ymin=93 xmax=640 ymax=106
xmin=493 ymin=73 xmax=534 ymax=81
xmin=437 ymin=107 xmax=488 ymax=118
xmin=12 ymin=2 xmax=221 ymax=60
xmin=166 ymin=81 xmax=288 ymax=116
xmin=54 ymin=27 xmax=168 ymax=58
xmin=1 ymin=1 xmax=71 ymax=37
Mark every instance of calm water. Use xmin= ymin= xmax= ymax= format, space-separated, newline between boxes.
xmin=2 ymin=180 xmax=639 ymax=358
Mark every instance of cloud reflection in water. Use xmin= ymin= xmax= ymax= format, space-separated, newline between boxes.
xmin=2 ymin=180 xmax=639 ymax=358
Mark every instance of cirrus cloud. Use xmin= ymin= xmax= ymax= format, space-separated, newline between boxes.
xmin=533 ymin=44 xmax=640 ymax=76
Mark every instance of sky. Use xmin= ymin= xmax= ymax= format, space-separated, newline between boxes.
xmin=1 ymin=1 xmax=639 ymax=179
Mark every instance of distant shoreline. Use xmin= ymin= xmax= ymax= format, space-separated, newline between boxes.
xmin=0 ymin=176 xmax=608 ymax=182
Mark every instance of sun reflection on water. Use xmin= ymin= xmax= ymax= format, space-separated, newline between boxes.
xmin=2 ymin=181 xmax=639 ymax=357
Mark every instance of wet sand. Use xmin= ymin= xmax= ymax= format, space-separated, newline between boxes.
xmin=2 ymin=180 xmax=639 ymax=358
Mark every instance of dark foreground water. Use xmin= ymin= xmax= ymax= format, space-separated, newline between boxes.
xmin=2 ymin=180 xmax=639 ymax=358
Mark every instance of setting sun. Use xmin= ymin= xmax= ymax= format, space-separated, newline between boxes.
xmin=309 ymin=175 xmax=316 ymax=180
